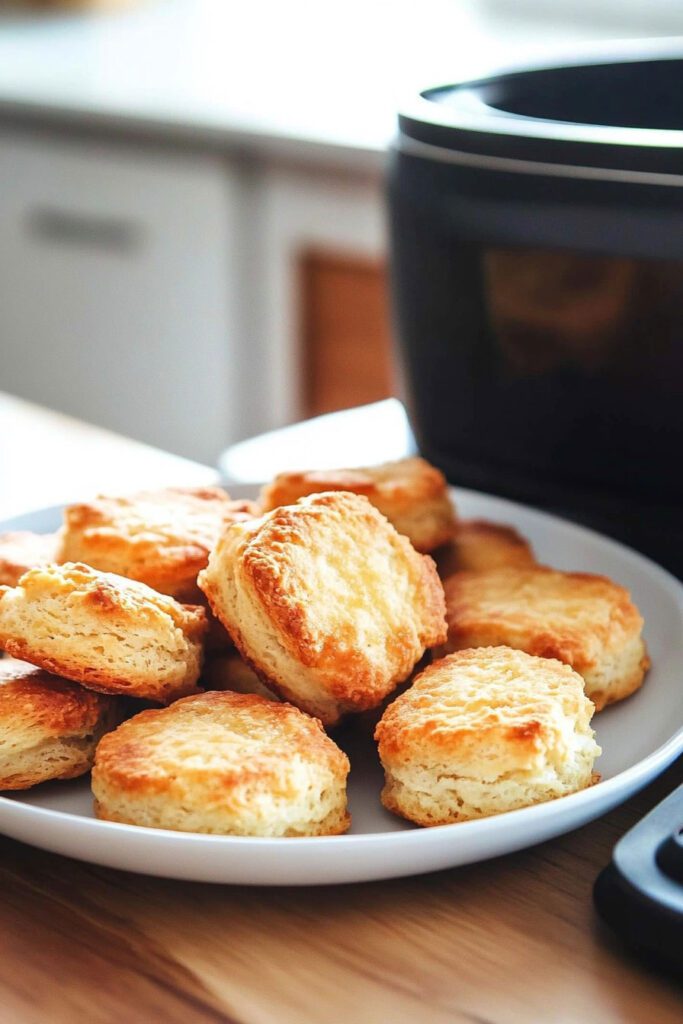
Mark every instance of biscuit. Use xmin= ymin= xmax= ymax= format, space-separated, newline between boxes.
xmin=202 ymin=652 xmax=279 ymax=702
xmin=375 ymin=647 xmax=601 ymax=826
xmin=443 ymin=566 xmax=648 ymax=710
xmin=435 ymin=519 xmax=536 ymax=580
xmin=0 ymin=532 xmax=61 ymax=587
xmin=0 ymin=563 xmax=207 ymax=703
xmin=92 ymin=690 xmax=351 ymax=836
xmin=0 ymin=659 xmax=120 ymax=789
xmin=59 ymin=487 xmax=258 ymax=601
xmin=260 ymin=457 xmax=456 ymax=553
xmin=198 ymin=491 xmax=447 ymax=726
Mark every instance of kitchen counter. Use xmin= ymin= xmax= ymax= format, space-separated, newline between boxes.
xmin=0 ymin=0 xmax=668 ymax=173
xmin=0 ymin=391 xmax=218 ymax=519
xmin=0 ymin=396 xmax=682 ymax=1022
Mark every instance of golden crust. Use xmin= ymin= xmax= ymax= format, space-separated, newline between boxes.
xmin=0 ymin=659 xmax=111 ymax=734
xmin=199 ymin=491 xmax=447 ymax=725
xmin=443 ymin=566 xmax=649 ymax=710
xmin=0 ymin=532 xmax=61 ymax=587
xmin=375 ymin=647 xmax=601 ymax=826
xmin=0 ymin=562 xmax=207 ymax=703
xmin=260 ymin=457 xmax=457 ymax=552
xmin=0 ymin=659 xmax=120 ymax=789
xmin=435 ymin=519 xmax=536 ymax=580
xmin=92 ymin=690 xmax=350 ymax=836
xmin=59 ymin=487 xmax=258 ymax=601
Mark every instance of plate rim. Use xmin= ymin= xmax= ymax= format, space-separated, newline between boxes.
xmin=0 ymin=722 xmax=681 ymax=850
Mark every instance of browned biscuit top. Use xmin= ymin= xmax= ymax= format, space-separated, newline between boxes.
xmin=59 ymin=487 xmax=258 ymax=599
xmin=260 ymin=457 xmax=457 ymax=553
xmin=261 ymin=457 xmax=449 ymax=510
xmin=0 ymin=561 xmax=207 ymax=639
xmin=198 ymin=490 xmax=447 ymax=723
xmin=443 ymin=566 xmax=643 ymax=675
xmin=94 ymin=690 xmax=349 ymax=792
xmin=0 ymin=658 xmax=115 ymax=735
xmin=237 ymin=492 xmax=445 ymax=678
xmin=375 ymin=647 xmax=598 ymax=771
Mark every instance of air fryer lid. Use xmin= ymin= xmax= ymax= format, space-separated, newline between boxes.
xmin=399 ymin=44 xmax=683 ymax=177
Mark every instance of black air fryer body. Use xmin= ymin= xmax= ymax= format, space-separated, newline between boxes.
xmin=390 ymin=47 xmax=683 ymax=575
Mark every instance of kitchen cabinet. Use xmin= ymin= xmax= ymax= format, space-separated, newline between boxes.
xmin=0 ymin=130 xmax=242 ymax=464
xmin=0 ymin=129 xmax=392 ymax=462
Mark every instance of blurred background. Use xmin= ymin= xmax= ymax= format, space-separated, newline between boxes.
xmin=1 ymin=0 xmax=683 ymax=465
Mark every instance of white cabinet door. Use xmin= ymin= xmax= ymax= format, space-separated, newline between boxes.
xmin=0 ymin=131 xmax=241 ymax=464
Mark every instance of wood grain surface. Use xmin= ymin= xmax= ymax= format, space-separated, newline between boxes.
xmin=0 ymin=759 xmax=680 ymax=1024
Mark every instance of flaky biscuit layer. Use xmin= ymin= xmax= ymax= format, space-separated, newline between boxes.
xmin=93 ymin=690 xmax=350 ymax=836
xmin=376 ymin=647 xmax=601 ymax=825
xmin=443 ymin=566 xmax=648 ymax=710
xmin=199 ymin=491 xmax=447 ymax=726
xmin=0 ymin=659 xmax=120 ymax=789
xmin=0 ymin=562 xmax=206 ymax=703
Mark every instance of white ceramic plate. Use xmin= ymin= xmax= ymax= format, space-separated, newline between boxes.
xmin=1 ymin=487 xmax=682 ymax=886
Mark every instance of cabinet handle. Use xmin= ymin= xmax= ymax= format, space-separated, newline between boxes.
xmin=25 ymin=206 xmax=144 ymax=254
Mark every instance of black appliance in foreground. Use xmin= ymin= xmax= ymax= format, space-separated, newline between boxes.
xmin=594 ymin=783 xmax=683 ymax=974
xmin=389 ymin=43 xmax=683 ymax=576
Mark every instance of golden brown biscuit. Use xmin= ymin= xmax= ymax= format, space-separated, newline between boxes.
xmin=443 ymin=567 xmax=649 ymax=710
xmin=0 ymin=659 xmax=120 ymax=789
xmin=0 ymin=563 xmax=206 ymax=703
xmin=0 ymin=531 xmax=61 ymax=587
xmin=202 ymin=652 xmax=279 ymax=701
xmin=59 ymin=487 xmax=258 ymax=601
xmin=92 ymin=690 xmax=350 ymax=836
xmin=375 ymin=647 xmax=601 ymax=826
xmin=435 ymin=519 xmax=536 ymax=580
xmin=199 ymin=491 xmax=447 ymax=726
xmin=260 ymin=457 xmax=456 ymax=552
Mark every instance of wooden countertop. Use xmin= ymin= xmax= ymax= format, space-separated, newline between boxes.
xmin=0 ymin=392 xmax=681 ymax=1022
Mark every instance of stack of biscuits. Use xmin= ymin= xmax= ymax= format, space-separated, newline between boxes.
xmin=0 ymin=458 xmax=649 ymax=836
